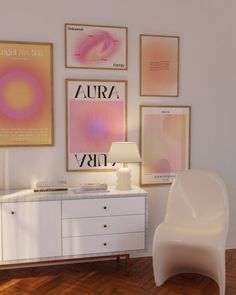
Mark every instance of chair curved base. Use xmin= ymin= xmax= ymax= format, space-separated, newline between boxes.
xmin=153 ymin=241 xmax=225 ymax=295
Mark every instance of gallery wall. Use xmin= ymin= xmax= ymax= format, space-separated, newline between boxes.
xmin=1 ymin=0 xmax=236 ymax=253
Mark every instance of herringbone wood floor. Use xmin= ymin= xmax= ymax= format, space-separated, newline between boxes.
xmin=0 ymin=249 xmax=235 ymax=295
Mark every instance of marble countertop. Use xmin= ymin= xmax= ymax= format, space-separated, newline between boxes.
xmin=0 ymin=186 xmax=147 ymax=203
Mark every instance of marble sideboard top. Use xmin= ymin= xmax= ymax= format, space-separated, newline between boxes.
xmin=0 ymin=186 xmax=147 ymax=203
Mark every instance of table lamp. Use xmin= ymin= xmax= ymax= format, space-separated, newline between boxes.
xmin=107 ymin=142 xmax=141 ymax=190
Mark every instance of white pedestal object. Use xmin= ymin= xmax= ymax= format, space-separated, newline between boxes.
xmin=116 ymin=167 xmax=131 ymax=190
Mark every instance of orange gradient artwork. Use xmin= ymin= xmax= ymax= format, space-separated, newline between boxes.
xmin=140 ymin=35 xmax=179 ymax=97
xmin=140 ymin=106 xmax=191 ymax=185
xmin=0 ymin=41 xmax=53 ymax=146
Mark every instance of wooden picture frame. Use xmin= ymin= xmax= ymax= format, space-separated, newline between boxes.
xmin=0 ymin=41 xmax=54 ymax=146
xmin=140 ymin=34 xmax=179 ymax=97
xmin=140 ymin=105 xmax=191 ymax=186
xmin=65 ymin=24 xmax=128 ymax=70
xmin=66 ymin=79 xmax=127 ymax=171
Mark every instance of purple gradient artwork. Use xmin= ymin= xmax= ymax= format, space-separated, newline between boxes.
xmin=140 ymin=106 xmax=191 ymax=185
xmin=65 ymin=24 xmax=127 ymax=70
xmin=66 ymin=79 xmax=127 ymax=171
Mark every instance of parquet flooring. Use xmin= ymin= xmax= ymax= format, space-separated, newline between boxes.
xmin=0 ymin=249 xmax=235 ymax=295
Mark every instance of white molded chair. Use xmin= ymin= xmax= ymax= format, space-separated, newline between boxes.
xmin=153 ymin=169 xmax=229 ymax=295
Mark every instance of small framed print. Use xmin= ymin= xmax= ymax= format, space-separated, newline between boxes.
xmin=66 ymin=79 xmax=127 ymax=171
xmin=0 ymin=41 xmax=53 ymax=147
xmin=65 ymin=24 xmax=127 ymax=70
xmin=140 ymin=105 xmax=191 ymax=186
xmin=140 ymin=34 xmax=179 ymax=97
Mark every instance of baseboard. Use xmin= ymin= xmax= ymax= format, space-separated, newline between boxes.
xmin=130 ymin=249 xmax=152 ymax=258
xmin=226 ymin=245 xmax=236 ymax=250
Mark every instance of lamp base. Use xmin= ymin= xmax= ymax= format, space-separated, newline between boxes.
xmin=116 ymin=167 xmax=131 ymax=190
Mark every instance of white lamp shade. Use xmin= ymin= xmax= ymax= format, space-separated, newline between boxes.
xmin=107 ymin=142 xmax=141 ymax=163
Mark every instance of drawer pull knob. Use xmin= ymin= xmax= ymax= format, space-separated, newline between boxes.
xmin=11 ymin=211 xmax=15 ymax=215
xmin=103 ymin=243 xmax=107 ymax=246
xmin=103 ymin=206 xmax=107 ymax=210
xmin=103 ymin=224 xmax=107 ymax=228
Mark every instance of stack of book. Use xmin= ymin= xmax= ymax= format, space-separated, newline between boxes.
xmin=34 ymin=180 xmax=68 ymax=193
xmin=72 ymin=183 xmax=108 ymax=194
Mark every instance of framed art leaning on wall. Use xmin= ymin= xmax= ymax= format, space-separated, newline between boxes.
xmin=66 ymin=79 xmax=127 ymax=171
xmin=0 ymin=41 xmax=54 ymax=147
xmin=140 ymin=105 xmax=191 ymax=186
xmin=140 ymin=34 xmax=179 ymax=97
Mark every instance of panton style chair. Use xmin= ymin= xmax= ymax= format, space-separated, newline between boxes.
xmin=153 ymin=169 xmax=229 ymax=295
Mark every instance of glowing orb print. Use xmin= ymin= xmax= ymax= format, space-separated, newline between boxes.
xmin=87 ymin=118 xmax=106 ymax=139
xmin=69 ymin=100 xmax=124 ymax=153
xmin=75 ymin=31 xmax=119 ymax=64
xmin=0 ymin=71 xmax=42 ymax=120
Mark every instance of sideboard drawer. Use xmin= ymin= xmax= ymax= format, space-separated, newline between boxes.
xmin=62 ymin=197 xmax=145 ymax=218
xmin=62 ymin=214 xmax=145 ymax=237
xmin=62 ymin=232 xmax=145 ymax=256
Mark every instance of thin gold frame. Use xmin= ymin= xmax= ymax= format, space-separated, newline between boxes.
xmin=140 ymin=34 xmax=179 ymax=97
xmin=65 ymin=23 xmax=128 ymax=70
xmin=139 ymin=105 xmax=191 ymax=186
xmin=65 ymin=79 xmax=128 ymax=172
xmin=0 ymin=40 xmax=54 ymax=147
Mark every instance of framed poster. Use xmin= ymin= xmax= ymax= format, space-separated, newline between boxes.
xmin=66 ymin=79 xmax=127 ymax=171
xmin=140 ymin=105 xmax=191 ymax=186
xmin=65 ymin=23 xmax=127 ymax=70
xmin=0 ymin=41 xmax=53 ymax=146
xmin=140 ymin=34 xmax=179 ymax=97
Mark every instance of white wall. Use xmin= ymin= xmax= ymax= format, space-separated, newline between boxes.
xmin=1 ymin=0 xmax=236 ymax=253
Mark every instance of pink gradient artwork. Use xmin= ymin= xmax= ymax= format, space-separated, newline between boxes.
xmin=140 ymin=106 xmax=190 ymax=185
xmin=65 ymin=24 xmax=127 ymax=70
xmin=74 ymin=31 xmax=119 ymax=64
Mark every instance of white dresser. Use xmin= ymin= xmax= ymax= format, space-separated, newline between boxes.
xmin=62 ymin=196 xmax=146 ymax=256
xmin=0 ymin=186 xmax=147 ymax=270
